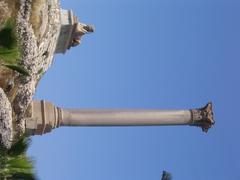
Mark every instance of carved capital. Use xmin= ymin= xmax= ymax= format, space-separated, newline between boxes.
xmin=190 ymin=102 xmax=214 ymax=132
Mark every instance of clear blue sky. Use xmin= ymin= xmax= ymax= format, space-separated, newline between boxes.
xmin=28 ymin=0 xmax=240 ymax=179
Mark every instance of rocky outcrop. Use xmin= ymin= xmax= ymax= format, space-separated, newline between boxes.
xmin=0 ymin=88 xmax=13 ymax=149
xmin=0 ymin=0 xmax=61 ymax=148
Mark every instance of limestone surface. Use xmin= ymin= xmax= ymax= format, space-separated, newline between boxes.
xmin=0 ymin=0 xmax=61 ymax=148
xmin=0 ymin=88 xmax=13 ymax=149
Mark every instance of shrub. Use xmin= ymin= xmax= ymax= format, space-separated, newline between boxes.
xmin=0 ymin=19 xmax=29 ymax=75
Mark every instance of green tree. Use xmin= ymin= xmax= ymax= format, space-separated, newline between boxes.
xmin=161 ymin=170 xmax=172 ymax=180
xmin=0 ymin=136 xmax=36 ymax=180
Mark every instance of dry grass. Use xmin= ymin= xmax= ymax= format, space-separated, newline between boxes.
xmin=0 ymin=66 xmax=14 ymax=89
xmin=0 ymin=66 xmax=18 ymax=102
xmin=0 ymin=1 xmax=10 ymax=29
xmin=2 ymin=0 xmax=20 ymax=18
xmin=30 ymin=0 xmax=47 ymax=40
xmin=2 ymin=0 xmax=48 ymax=41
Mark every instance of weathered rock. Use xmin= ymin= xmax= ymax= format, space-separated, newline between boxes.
xmin=0 ymin=0 xmax=61 ymax=146
xmin=0 ymin=88 xmax=13 ymax=149
xmin=12 ymin=0 xmax=61 ymax=137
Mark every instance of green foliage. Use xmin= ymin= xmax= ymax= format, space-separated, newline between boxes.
xmin=0 ymin=47 xmax=20 ymax=65
xmin=7 ymin=136 xmax=31 ymax=156
xmin=0 ymin=19 xmax=20 ymax=64
xmin=11 ymin=172 xmax=36 ymax=180
xmin=37 ymin=68 xmax=44 ymax=76
xmin=0 ymin=19 xmax=17 ymax=49
xmin=161 ymin=171 xmax=172 ymax=180
xmin=0 ymin=18 xmax=29 ymax=76
xmin=0 ymin=136 xmax=37 ymax=180
xmin=0 ymin=20 xmax=14 ymax=47
xmin=3 ymin=64 xmax=30 ymax=76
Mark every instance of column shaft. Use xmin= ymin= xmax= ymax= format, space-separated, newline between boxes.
xmin=61 ymin=109 xmax=192 ymax=126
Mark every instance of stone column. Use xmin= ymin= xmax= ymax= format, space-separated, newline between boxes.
xmin=25 ymin=100 xmax=214 ymax=136
xmin=61 ymin=109 xmax=192 ymax=126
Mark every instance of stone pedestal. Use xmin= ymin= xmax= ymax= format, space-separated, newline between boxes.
xmin=55 ymin=10 xmax=94 ymax=54
xmin=55 ymin=10 xmax=76 ymax=54
xmin=25 ymin=100 xmax=214 ymax=136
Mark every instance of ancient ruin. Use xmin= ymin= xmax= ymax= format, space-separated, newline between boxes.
xmin=25 ymin=100 xmax=214 ymax=136
xmin=0 ymin=1 xmax=215 ymax=150
xmin=55 ymin=9 xmax=94 ymax=54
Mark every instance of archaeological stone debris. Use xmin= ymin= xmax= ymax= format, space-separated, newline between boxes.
xmin=0 ymin=1 xmax=214 ymax=149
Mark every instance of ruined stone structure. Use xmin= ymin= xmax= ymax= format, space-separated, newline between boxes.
xmin=25 ymin=100 xmax=214 ymax=136
xmin=55 ymin=10 xmax=94 ymax=54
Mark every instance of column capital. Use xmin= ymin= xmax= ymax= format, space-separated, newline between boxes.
xmin=190 ymin=102 xmax=214 ymax=132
